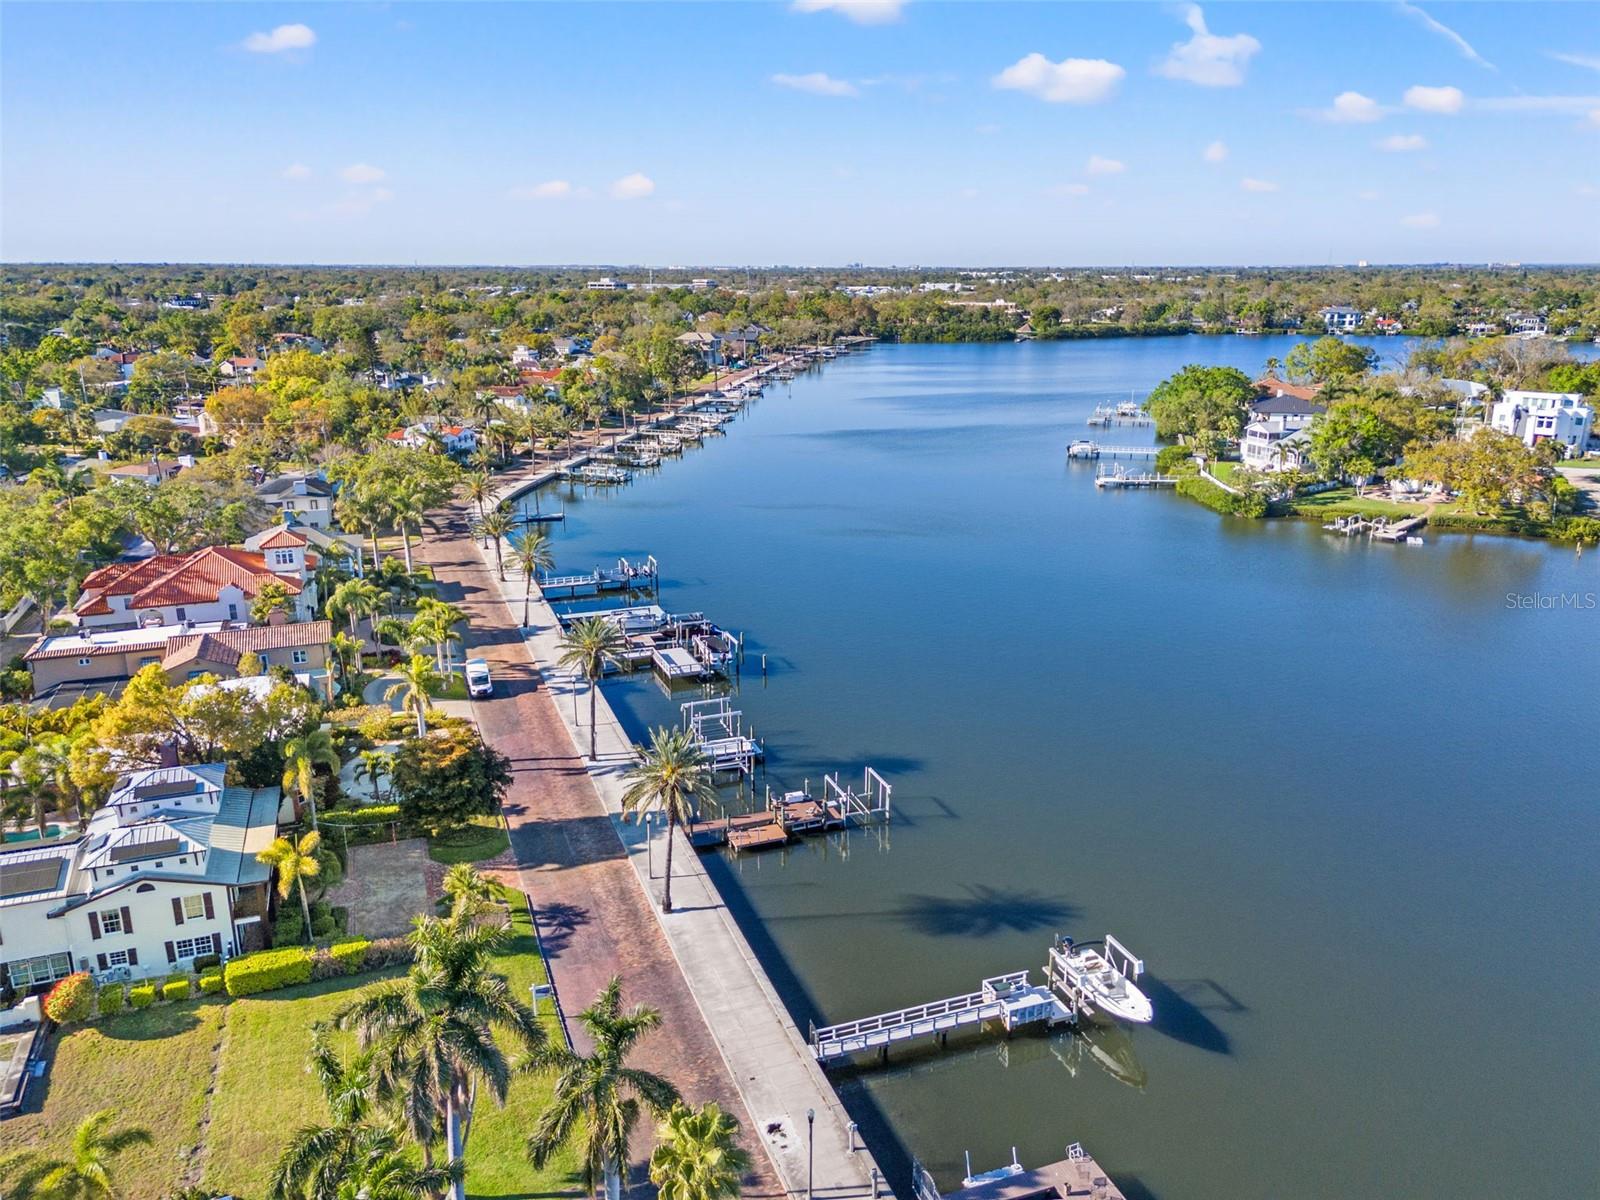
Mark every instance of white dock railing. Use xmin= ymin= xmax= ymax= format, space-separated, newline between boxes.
xmin=809 ymin=971 xmax=1032 ymax=1061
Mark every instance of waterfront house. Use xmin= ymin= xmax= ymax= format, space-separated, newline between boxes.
xmin=1488 ymin=391 xmax=1592 ymax=456
xmin=676 ymin=330 xmax=724 ymax=367
xmin=255 ymin=472 xmax=336 ymax=529
xmin=1319 ymin=305 xmax=1363 ymax=332
xmin=1464 ymin=320 xmax=1499 ymax=338
xmin=1505 ymin=312 xmax=1548 ymax=337
xmin=23 ymin=618 xmax=334 ymax=705
xmin=1252 ymin=377 xmax=1324 ymax=405
xmin=1242 ymin=387 xmax=1326 ymax=473
xmin=0 ymin=765 xmax=281 ymax=991
xmin=71 ymin=540 xmax=316 ymax=631
xmin=385 ymin=420 xmax=479 ymax=455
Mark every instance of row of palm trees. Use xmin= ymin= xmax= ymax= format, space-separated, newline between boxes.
xmin=267 ymin=867 xmax=749 ymax=1200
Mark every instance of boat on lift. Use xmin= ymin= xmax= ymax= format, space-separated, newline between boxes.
xmin=1048 ymin=935 xmax=1152 ymax=1025
xmin=1066 ymin=439 xmax=1100 ymax=460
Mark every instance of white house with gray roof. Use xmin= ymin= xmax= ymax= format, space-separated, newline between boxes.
xmin=0 ymin=765 xmax=279 ymax=991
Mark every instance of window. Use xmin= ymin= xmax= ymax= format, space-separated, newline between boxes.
xmin=273 ymin=550 xmax=296 ymax=567
xmin=291 ymin=649 xmax=309 ymax=665
xmin=99 ymin=908 xmax=125 ymax=934
xmin=175 ymin=607 xmax=187 ymax=621
xmin=106 ymin=949 xmax=131 ymax=967
xmin=6 ymin=952 xmax=73 ymax=988
xmin=227 ymin=603 xmax=239 ymax=621
xmin=77 ymin=656 xmax=92 ymax=667
xmin=138 ymin=656 xmax=160 ymax=669
xmin=181 ymin=894 xmax=207 ymax=920
xmin=173 ymin=936 xmax=209 ymax=960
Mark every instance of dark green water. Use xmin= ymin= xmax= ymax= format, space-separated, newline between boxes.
xmin=518 ymin=339 xmax=1599 ymax=1200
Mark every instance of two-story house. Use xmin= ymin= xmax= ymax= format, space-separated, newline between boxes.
xmin=1241 ymin=384 xmax=1327 ymax=473
xmin=1319 ymin=305 xmax=1362 ymax=333
xmin=1489 ymin=391 xmax=1592 ymax=456
xmin=0 ymin=765 xmax=280 ymax=991
xmin=71 ymin=542 xmax=315 ymax=631
xmin=255 ymin=473 xmax=336 ymax=529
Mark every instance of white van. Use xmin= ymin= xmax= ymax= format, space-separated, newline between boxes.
xmin=464 ymin=658 xmax=493 ymax=698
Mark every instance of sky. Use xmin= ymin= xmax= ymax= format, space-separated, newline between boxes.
xmin=2 ymin=1 xmax=1599 ymax=267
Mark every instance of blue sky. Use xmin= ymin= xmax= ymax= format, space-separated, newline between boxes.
xmin=3 ymin=1 xmax=1598 ymax=266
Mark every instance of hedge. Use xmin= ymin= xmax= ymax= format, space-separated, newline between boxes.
xmin=224 ymin=947 xmax=314 ymax=997
xmin=43 ymin=972 xmax=95 ymax=1024
xmin=328 ymin=938 xmax=370 ymax=974
xmin=162 ymin=978 xmax=192 ymax=1002
xmin=321 ymin=805 xmax=403 ymax=827
xmin=97 ymin=984 xmax=126 ymax=1016
xmin=129 ymin=984 xmax=157 ymax=1009
xmin=199 ymin=971 xmax=225 ymax=996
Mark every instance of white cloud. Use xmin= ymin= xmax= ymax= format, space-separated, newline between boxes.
xmin=1404 ymin=84 xmax=1464 ymax=113
xmin=340 ymin=163 xmax=386 ymax=184
xmin=242 ymin=23 xmax=316 ymax=54
xmin=514 ymin=180 xmax=572 ymax=200
xmin=1378 ymin=133 xmax=1428 ymax=152
xmin=1086 ymin=155 xmax=1125 ymax=176
xmin=1548 ymin=52 xmax=1600 ymax=72
xmin=791 ymin=0 xmax=906 ymax=24
xmin=1321 ymin=91 xmax=1385 ymax=122
xmin=1050 ymin=183 xmax=1091 ymax=197
xmin=281 ymin=163 xmax=312 ymax=181
xmin=771 ymin=72 xmax=859 ymax=97
xmin=1401 ymin=211 xmax=1441 ymax=228
xmin=610 ymin=172 xmax=656 ymax=200
xmin=1203 ymin=140 xmax=1228 ymax=163
xmin=1397 ymin=3 xmax=1495 ymax=71
xmin=1155 ymin=4 xmax=1261 ymax=88
xmin=1240 ymin=177 xmax=1279 ymax=193
xmin=992 ymin=54 xmax=1125 ymax=104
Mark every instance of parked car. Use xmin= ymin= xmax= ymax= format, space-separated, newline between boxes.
xmin=465 ymin=658 xmax=493 ymax=697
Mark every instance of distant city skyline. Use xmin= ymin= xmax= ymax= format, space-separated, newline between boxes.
xmin=3 ymin=1 xmax=1598 ymax=266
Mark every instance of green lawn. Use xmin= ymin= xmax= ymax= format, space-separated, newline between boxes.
xmin=16 ymin=892 xmax=578 ymax=1200
xmin=0 ymin=1000 xmax=224 ymax=1200
xmin=429 ymin=813 xmax=512 ymax=864
xmin=1206 ymin=460 xmax=1240 ymax=484
xmin=1284 ymin=487 xmax=1427 ymax=519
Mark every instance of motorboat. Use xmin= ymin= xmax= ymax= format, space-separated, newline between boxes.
xmin=1066 ymin=439 xmax=1100 ymax=460
xmin=1048 ymin=935 xmax=1153 ymax=1025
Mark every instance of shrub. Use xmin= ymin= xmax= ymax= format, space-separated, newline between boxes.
xmin=193 ymin=953 xmax=221 ymax=973
xmin=129 ymin=984 xmax=157 ymax=1009
xmin=329 ymin=939 xmax=370 ymax=974
xmin=224 ymin=947 xmax=314 ymax=997
xmin=320 ymin=804 xmax=403 ymax=827
xmin=273 ymin=908 xmax=305 ymax=946
xmin=1156 ymin=444 xmax=1196 ymax=474
xmin=311 ymin=914 xmax=338 ymax=939
xmin=97 ymin=984 xmax=126 ymax=1016
xmin=198 ymin=971 xmax=225 ymax=996
xmin=162 ymin=978 xmax=192 ymax=1002
xmin=43 ymin=972 xmax=95 ymax=1024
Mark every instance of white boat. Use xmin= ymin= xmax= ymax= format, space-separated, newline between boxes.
xmin=1048 ymin=935 xmax=1152 ymax=1025
xmin=1066 ymin=439 xmax=1100 ymax=460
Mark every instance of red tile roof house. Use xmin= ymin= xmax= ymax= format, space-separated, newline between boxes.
xmin=71 ymin=530 xmax=319 ymax=633
xmin=218 ymin=356 xmax=262 ymax=379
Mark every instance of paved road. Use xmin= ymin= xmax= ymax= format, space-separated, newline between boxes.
xmin=414 ymin=501 xmax=789 ymax=1200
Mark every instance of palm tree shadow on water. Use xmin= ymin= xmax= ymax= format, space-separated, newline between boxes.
xmin=1141 ymin=976 xmax=1243 ymax=1056
xmin=893 ymin=886 xmax=1079 ymax=938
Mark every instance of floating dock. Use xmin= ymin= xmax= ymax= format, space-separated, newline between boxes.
xmin=1095 ymin=465 xmax=1176 ymax=488
xmin=681 ymin=696 xmax=763 ymax=775
xmin=690 ymin=768 xmax=892 ymax=853
xmin=1324 ymin=513 xmax=1427 ymax=543
xmin=1087 ymin=403 xmax=1152 ymax=428
xmin=1067 ymin=441 xmax=1160 ymax=460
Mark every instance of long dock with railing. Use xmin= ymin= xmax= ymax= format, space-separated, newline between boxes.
xmin=537 ymin=555 xmax=659 ymax=597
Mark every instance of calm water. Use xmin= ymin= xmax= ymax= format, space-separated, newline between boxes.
xmin=518 ymin=338 xmax=1599 ymax=1200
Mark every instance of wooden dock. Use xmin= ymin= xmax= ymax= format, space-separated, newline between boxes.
xmin=1323 ymin=513 xmax=1427 ymax=542
xmin=539 ymin=555 xmax=658 ymax=598
xmin=690 ymin=768 xmax=893 ymax=853
xmin=913 ymin=1146 xmax=1126 ymax=1200
xmin=1095 ymin=465 xmax=1176 ymax=489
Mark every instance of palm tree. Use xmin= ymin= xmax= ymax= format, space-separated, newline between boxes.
xmin=391 ymin=488 xmax=424 ymax=573
xmin=385 ymin=653 xmax=441 ymax=738
xmin=462 ymin=471 xmax=494 ymax=517
xmin=272 ymin=1123 xmax=457 ymax=1200
xmin=410 ymin=599 xmax=467 ymax=676
xmin=337 ymin=910 xmax=545 ymax=1200
xmin=621 ymin=727 xmax=716 ymax=914
xmin=281 ymin=729 xmax=340 ymax=831
xmin=329 ymin=632 xmax=365 ymax=700
xmin=441 ymin=862 xmax=494 ymax=918
xmin=327 ymin=578 xmax=384 ymax=637
xmin=0 ymin=1108 xmax=153 ymax=1200
xmin=508 ymin=530 xmax=554 ymax=628
xmin=526 ymin=977 xmax=680 ymax=1200
xmin=474 ymin=508 xmax=514 ymax=579
xmin=556 ymin=617 xmax=626 ymax=761
xmin=354 ymin=749 xmax=393 ymax=805
xmin=649 ymin=1102 xmax=751 ymax=1200
xmin=257 ymin=830 xmax=323 ymax=943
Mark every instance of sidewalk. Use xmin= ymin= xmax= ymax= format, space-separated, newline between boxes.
xmin=418 ymin=487 xmax=891 ymax=1200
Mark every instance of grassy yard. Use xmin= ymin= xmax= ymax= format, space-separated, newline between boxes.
xmin=14 ymin=892 xmax=579 ymax=1200
xmin=1206 ymin=460 xmax=1240 ymax=484
xmin=1283 ymin=487 xmax=1428 ymax=519
xmin=429 ymin=812 xmax=511 ymax=864
xmin=0 ymin=1001 xmax=224 ymax=1200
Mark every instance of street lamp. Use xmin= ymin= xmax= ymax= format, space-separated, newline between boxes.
xmin=806 ymin=1108 xmax=815 ymax=1200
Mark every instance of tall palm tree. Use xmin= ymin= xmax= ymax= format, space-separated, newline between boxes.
xmin=526 ymin=977 xmax=680 ymax=1200
xmin=462 ymin=471 xmax=494 ymax=517
xmin=257 ymin=830 xmax=323 ymax=943
xmin=556 ymin=617 xmax=626 ymax=761
xmin=385 ymin=653 xmax=441 ymax=738
xmin=329 ymin=632 xmax=365 ymax=700
xmin=508 ymin=530 xmax=554 ymax=628
xmin=474 ymin=508 xmax=514 ymax=579
xmin=621 ymin=727 xmax=716 ymax=914
xmin=0 ymin=1108 xmax=153 ymax=1200
xmin=281 ymin=729 xmax=341 ymax=831
xmin=441 ymin=862 xmax=494 ymax=919
xmin=272 ymin=1124 xmax=457 ymax=1200
xmin=338 ymin=911 xmax=545 ymax=1200
xmin=649 ymin=1102 xmax=751 ymax=1200
xmin=391 ymin=488 xmax=424 ymax=573
xmin=409 ymin=599 xmax=467 ymax=676
xmin=327 ymin=578 xmax=384 ymax=637
xmin=354 ymin=749 xmax=393 ymax=805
